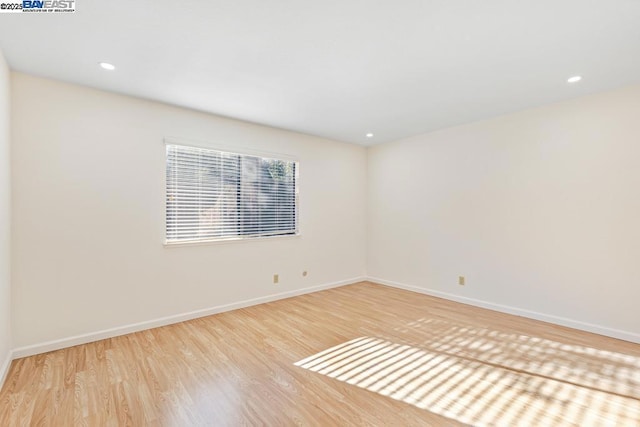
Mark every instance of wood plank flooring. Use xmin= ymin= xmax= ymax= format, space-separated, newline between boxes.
xmin=1 ymin=282 xmax=639 ymax=426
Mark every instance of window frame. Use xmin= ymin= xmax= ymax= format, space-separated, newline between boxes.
xmin=163 ymin=138 xmax=300 ymax=246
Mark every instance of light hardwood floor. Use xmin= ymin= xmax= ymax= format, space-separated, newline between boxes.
xmin=1 ymin=282 xmax=639 ymax=426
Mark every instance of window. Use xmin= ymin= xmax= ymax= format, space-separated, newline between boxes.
xmin=165 ymin=143 xmax=298 ymax=244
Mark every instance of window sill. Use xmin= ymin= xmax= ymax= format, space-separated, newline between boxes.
xmin=163 ymin=233 xmax=302 ymax=248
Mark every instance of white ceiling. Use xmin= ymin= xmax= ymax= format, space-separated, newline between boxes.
xmin=1 ymin=1 xmax=639 ymax=145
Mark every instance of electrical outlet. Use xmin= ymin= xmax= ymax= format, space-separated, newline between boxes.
xmin=458 ymin=276 xmax=465 ymax=286
xmin=273 ymin=274 xmax=279 ymax=284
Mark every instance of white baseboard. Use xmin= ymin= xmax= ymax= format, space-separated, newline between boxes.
xmin=367 ymin=276 xmax=640 ymax=344
xmin=12 ymin=276 xmax=366 ymax=359
xmin=10 ymin=274 xmax=637 ymax=363
xmin=0 ymin=349 xmax=12 ymax=390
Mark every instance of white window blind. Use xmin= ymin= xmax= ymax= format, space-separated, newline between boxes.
xmin=166 ymin=143 xmax=298 ymax=244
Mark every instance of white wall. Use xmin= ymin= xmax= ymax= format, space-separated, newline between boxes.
xmin=10 ymin=71 xmax=640 ymax=353
xmin=11 ymin=73 xmax=366 ymax=350
xmin=0 ymin=50 xmax=12 ymax=375
xmin=368 ymin=84 xmax=640 ymax=341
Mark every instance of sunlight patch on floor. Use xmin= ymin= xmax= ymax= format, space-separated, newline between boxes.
xmin=295 ymin=336 xmax=640 ymax=426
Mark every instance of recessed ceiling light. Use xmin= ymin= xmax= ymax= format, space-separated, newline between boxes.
xmin=567 ymin=75 xmax=582 ymax=83
xmin=366 ymin=133 xmax=374 ymax=138
xmin=99 ymin=62 xmax=116 ymax=71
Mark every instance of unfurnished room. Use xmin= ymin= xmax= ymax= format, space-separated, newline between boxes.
xmin=0 ymin=1 xmax=639 ymax=426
